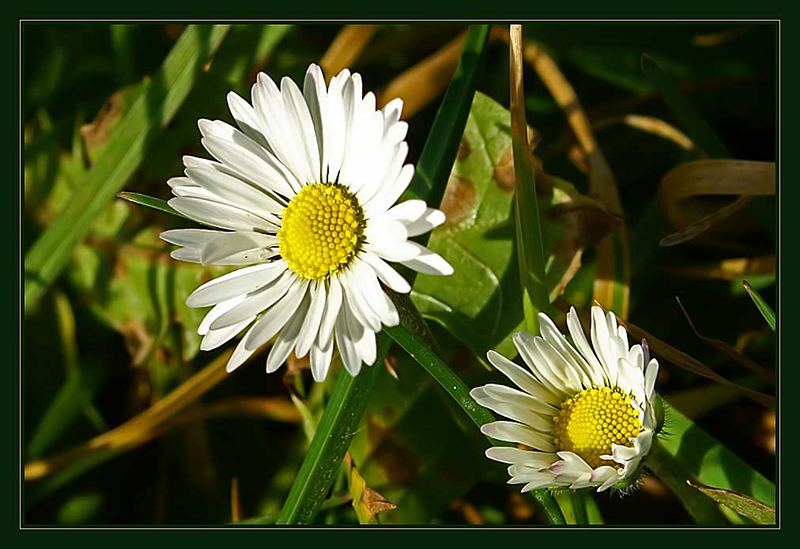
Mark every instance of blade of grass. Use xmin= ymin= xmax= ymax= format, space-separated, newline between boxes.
xmin=24 ymin=25 xmax=230 ymax=313
xmin=648 ymin=441 xmax=729 ymax=524
xmin=509 ymin=25 xmax=551 ymax=335
xmin=507 ymin=25 xmax=572 ymax=525
xmin=117 ymin=192 xmax=189 ymax=221
xmin=377 ymin=30 xmax=467 ymax=118
xmin=743 ymin=280 xmax=776 ymax=331
xmin=276 ymin=25 xmax=492 ymax=525
xmin=500 ymin=26 xmax=630 ymax=317
xmin=688 ymin=481 xmax=776 ymax=524
xmin=404 ymin=24 xmax=490 ymax=206
xmin=275 ymin=338 xmax=390 ymax=525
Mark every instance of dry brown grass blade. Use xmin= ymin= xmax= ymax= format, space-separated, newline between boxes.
xmin=377 ymin=30 xmax=467 ymax=117
xmin=320 ymin=25 xmax=379 ymax=79
xmin=675 ymin=297 xmax=773 ymax=380
xmin=495 ymin=26 xmax=630 ymax=317
xmin=618 ymin=318 xmax=774 ymax=408
xmin=593 ymin=114 xmax=705 ymax=156
xmin=231 ymin=477 xmax=241 ymax=522
xmin=26 ymin=350 xmax=233 ymax=481
xmin=667 ymin=255 xmax=774 ymax=280
xmin=660 ymin=160 xmax=775 ymax=245
xmin=660 ymin=195 xmax=754 ymax=247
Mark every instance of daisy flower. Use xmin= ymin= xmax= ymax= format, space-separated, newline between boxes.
xmin=161 ymin=64 xmax=452 ymax=381
xmin=471 ymin=306 xmax=660 ymax=493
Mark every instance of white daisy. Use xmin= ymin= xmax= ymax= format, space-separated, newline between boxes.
xmin=161 ymin=64 xmax=452 ymax=381
xmin=471 ymin=306 xmax=660 ymax=493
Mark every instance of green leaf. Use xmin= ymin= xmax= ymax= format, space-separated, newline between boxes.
xmin=688 ymin=481 xmax=776 ymax=524
xmin=743 ymin=280 xmax=776 ymax=331
xmin=24 ymin=25 xmax=230 ymax=313
xmin=648 ymin=401 xmax=775 ymax=524
xmin=413 ymin=92 xmax=618 ymax=358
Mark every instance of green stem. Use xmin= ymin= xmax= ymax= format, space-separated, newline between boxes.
xmin=570 ymin=491 xmax=588 ymax=525
xmin=383 ymin=317 xmax=564 ymax=526
xmin=275 ymin=335 xmax=390 ymax=525
xmin=531 ymin=491 xmax=567 ymax=525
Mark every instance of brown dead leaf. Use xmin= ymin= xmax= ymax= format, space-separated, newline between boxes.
xmin=378 ymin=30 xmax=467 ymax=117
xmin=660 ymin=159 xmax=775 ymax=245
xmin=439 ymin=174 xmax=476 ymax=226
xmin=320 ymin=25 xmax=379 ymax=80
xmin=345 ymin=453 xmax=397 ymax=524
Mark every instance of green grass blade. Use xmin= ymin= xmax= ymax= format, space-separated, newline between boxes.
xmin=688 ymin=481 xmax=776 ymax=524
xmin=383 ymin=324 xmax=493 ymax=429
xmin=509 ymin=25 xmax=551 ymax=334
xmin=382 ymin=321 xmax=565 ymax=525
xmin=24 ymin=25 xmax=230 ymax=313
xmin=117 ymin=192 xmax=189 ymax=221
xmin=648 ymin=441 xmax=729 ymax=524
xmin=276 ymin=26 xmax=491 ymax=525
xmin=275 ymin=336 xmax=390 ymax=525
xmin=649 ymin=400 xmax=775 ymax=524
xmin=405 ymin=25 xmax=490 ymax=207
xmin=743 ymin=280 xmax=776 ymax=331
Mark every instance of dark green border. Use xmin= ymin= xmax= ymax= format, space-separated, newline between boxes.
xmin=9 ymin=0 xmax=793 ymax=543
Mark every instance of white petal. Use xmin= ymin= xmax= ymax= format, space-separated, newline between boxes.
xmin=644 ymin=358 xmax=659 ymax=399
xmin=480 ymin=421 xmax=556 ymax=452
xmin=294 ymin=281 xmax=327 ymax=358
xmin=360 ymin=252 xmax=411 ymax=293
xmin=470 ymin=387 xmax=553 ymax=432
xmin=227 ymin=91 xmax=269 ymax=149
xmin=186 ymin=261 xmax=287 ymax=308
xmin=198 ymin=118 xmax=298 ymax=197
xmin=199 ymin=231 xmax=277 ymax=266
xmin=266 ymin=292 xmax=310 ymax=373
xmin=185 ymin=165 xmax=283 ymax=217
xmin=198 ymin=295 xmax=247 ymax=335
xmin=242 ymin=278 xmax=310 ymax=352
xmin=334 ymin=302 xmax=362 ymax=376
xmin=566 ymin=307 xmax=606 ymax=385
xmin=486 ymin=350 xmax=560 ymax=405
xmin=400 ymin=242 xmax=453 ymax=276
xmin=485 ymin=447 xmax=556 ymax=467
xmin=310 ymin=331 xmax=334 ymax=382
xmin=210 ymin=270 xmax=295 ymax=330
xmin=318 ymin=276 xmax=343 ymax=348
xmin=280 ymin=76 xmax=322 ymax=182
xmin=160 ymin=228 xmax=224 ymax=249
xmin=201 ymin=317 xmax=254 ymax=351
xmin=480 ymin=383 xmax=557 ymax=416
xmin=168 ymin=196 xmax=277 ymax=233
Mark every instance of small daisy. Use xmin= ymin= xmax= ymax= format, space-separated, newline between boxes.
xmin=161 ymin=64 xmax=452 ymax=381
xmin=471 ymin=306 xmax=660 ymax=493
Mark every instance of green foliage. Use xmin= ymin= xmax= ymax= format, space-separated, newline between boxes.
xmin=23 ymin=23 xmax=776 ymax=526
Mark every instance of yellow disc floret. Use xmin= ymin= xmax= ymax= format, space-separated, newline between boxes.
xmin=279 ymin=183 xmax=365 ymax=280
xmin=552 ymin=386 xmax=643 ymax=469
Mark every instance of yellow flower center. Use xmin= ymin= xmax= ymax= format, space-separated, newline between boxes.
xmin=278 ymin=183 xmax=365 ymax=280
xmin=552 ymin=386 xmax=643 ymax=469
